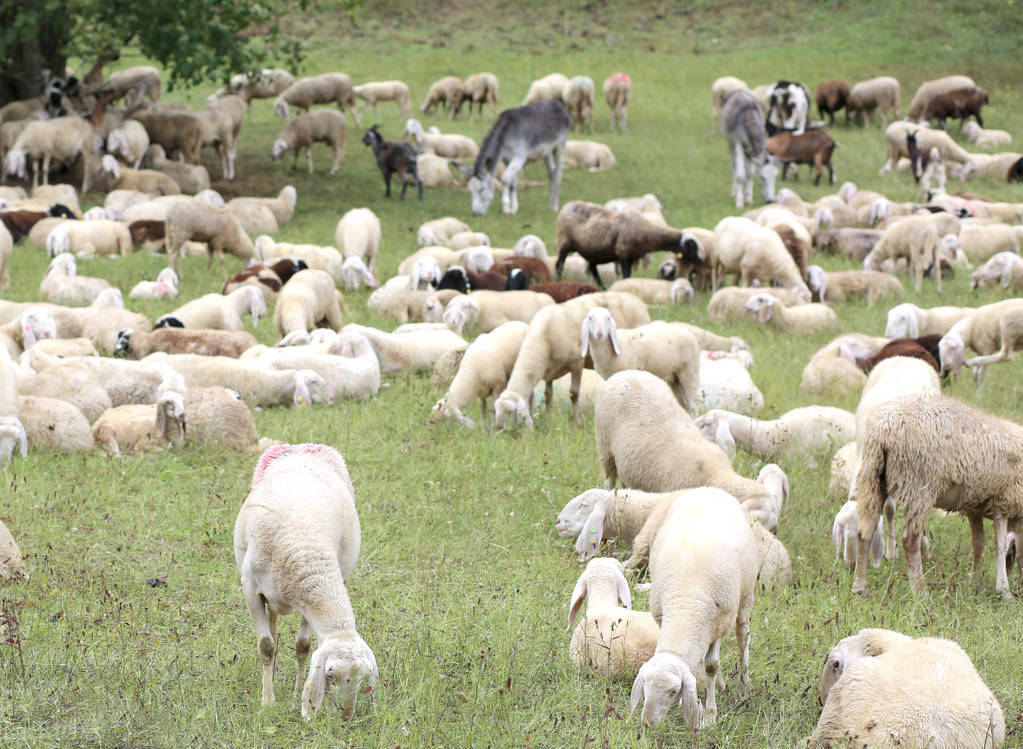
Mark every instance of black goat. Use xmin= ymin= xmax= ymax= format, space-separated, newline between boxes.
xmin=361 ymin=125 xmax=422 ymax=199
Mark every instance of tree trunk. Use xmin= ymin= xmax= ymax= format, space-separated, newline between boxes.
xmin=0 ymin=0 xmax=70 ymax=105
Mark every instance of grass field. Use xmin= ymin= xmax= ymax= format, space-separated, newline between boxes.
xmin=4 ymin=1 xmax=1023 ymax=746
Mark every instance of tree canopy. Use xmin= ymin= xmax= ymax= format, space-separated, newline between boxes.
xmin=0 ymin=0 xmax=320 ymax=104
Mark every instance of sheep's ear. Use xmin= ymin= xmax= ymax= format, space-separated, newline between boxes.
xmin=362 ymin=267 xmax=377 ymax=287
xmin=629 ymin=672 xmax=645 ymax=714
xmin=608 ymin=318 xmax=620 ymax=356
xmin=567 ymin=574 xmax=588 ymax=632
xmin=23 ymin=324 xmax=36 ymax=350
xmin=613 ymin=565 xmax=632 ymax=609
xmin=580 ymin=316 xmax=592 ymax=358
xmin=574 ymin=505 xmax=607 ymax=559
xmin=301 ymin=662 xmax=327 ymax=721
xmin=757 ymin=300 xmax=773 ymax=324
xmin=155 ymin=400 xmax=167 ymax=434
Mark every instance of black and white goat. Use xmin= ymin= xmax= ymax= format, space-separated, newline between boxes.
xmin=361 ymin=125 xmax=422 ymax=199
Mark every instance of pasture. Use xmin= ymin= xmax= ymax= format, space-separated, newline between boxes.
xmin=3 ymin=0 xmax=1023 ymax=745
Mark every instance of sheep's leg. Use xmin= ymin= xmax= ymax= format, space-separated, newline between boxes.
xmin=242 ymin=585 xmax=278 ymax=706
xmin=994 ymin=515 xmax=1013 ymax=600
xmin=852 ymin=526 xmax=875 ymax=595
xmin=702 ymin=637 xmax=722 ymax=728
xmin=569 ymin=367 xmax=582 ymax=427
xmin=735 ymin=600 xmax=752 ymax=692
xmin=306 ymin=146 xmax=314 ymax=175
xmin=969 ymin=513 xmax=986 ymax=587
xmin=543 ymin=379 xmax=553 ymax=415
xmin=292 ymin=617 xmax=312 ymax=705
xmin=883 ymin=497 xmax=898 ymax=560
xmin=902 ymin=530 xmax=928 ymax=597
xmin=330 ymin=143 xmax=342 ymax=176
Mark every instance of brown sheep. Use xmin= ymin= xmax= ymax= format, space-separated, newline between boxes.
xmin=554 ymin=201 xmax=693 ymax=288
xmin=922 ymin=87 xmax=988 ymax=130
xmin=814 ymin=228 xmax=882 ymax=261
xmin=815 ymin=79 xmax=851 ymax=126
xmin=767 ymin=129 xmax=839 ymax=185
xmin=130 ymin=110 xmax=203 ymax=164
xmin=855 ymin=336 xmax=941 ymax=375
xmin=492 ymin=257 xmax=552 ymax=283
xmin=114 ymin=328 xmax=259 ymax=358
xmin=529 ymin=281 xmax=600 ymax=303
xmin=770 ymin=223 xmax=810 ymax=281
xmin=128 ymin=219 xmax=165 ymax=249
xmin=221 ymin=258 xmax=310 ymax=300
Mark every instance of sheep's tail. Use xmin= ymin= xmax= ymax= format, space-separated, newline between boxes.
xmin=854 ymin=429 xmax=888 ymax=544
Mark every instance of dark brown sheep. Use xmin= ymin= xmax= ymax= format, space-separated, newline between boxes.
xmin=814 ymin=228 xmax=882 ymax=261
xmin=128 ymin=219 xmax=165 ymax=247
xmin=770 ymin=223 xmax=810 ymax=281
xmin=815 ymin=79 xmax=851 ymax=126
xmin=922 ymin=87 xmax=988 ymax=129
xmin=766 ymin=129 xmax=839 ymax=185
xmin=492 ymin=256 xmax=552 ymax=283
xmin=856 ymin=335 xmax=943 ymax=375
xmin=529 ymin=281 xmax=599 ymax=303
xmin=0 ymin=210 xmax=47 ymax=243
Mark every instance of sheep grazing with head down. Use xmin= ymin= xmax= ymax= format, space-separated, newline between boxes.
xmin=938 ymin=298 xmax=1023 ymax=387
xmin=603 ymin=73 xmax=631 ymax=133
xmin=811 ymin=629 xmax=1005 ymax=748
xmin=970 ymin=251 xmax=1023 ymax=292
xmin=273 ymin=72 xmax=359 ymax=123
xmin=712 ymin=216 xmax=810 ymax=297
xmin=165 ymin=199 xmax=255 ymax=277
xmin=847 ymin=76 xmax=901 ymax=127
xmin=562 ymin=76 xmax=596 ymax=133
xmin=451 ymin=73 xmax=499 ymax=122
xmin=696 ymin=406 xmax=855 ymax=465
xmin=234 ymin=443 xmax=377 ymax=720
xmin=271 ymin=110 xmax=346 ymax=176
xmin=815 ymin=79 xmax=850 ymax=126
xmin=906 ymin=74 xmax=976 ymax=120
xmin=523 ymin=73 xmax=568 ymax=105
xmin=335 ymin=207 xmax=381 ymax=281
xmin=420 ymin=76 xmax=462 ymax=118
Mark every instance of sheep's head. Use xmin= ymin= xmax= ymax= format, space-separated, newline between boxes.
xmin=421 ymin=295 xmax=445 ymax=323
xmin=155 ymin=391 xmax=186 ymax=447
xmin=657 ymin=259 xmax=677 ymax=281
xmin=442 ymin=295 xmax=477 ymax=336
xmin=630 ymin=653 xmax=702 ymax=728
xmin=813 ymin=207 xmax=834 ymax=232
xmin=938 ymin=331 xmax=965 ymax=376
xmin=669 ymin=279 xmax=694 ymax=305
xmin=567 ymin=557 xmax=631 ymax=631
xmin=341 ymin=256 xmax=376 ymax=291
xmin=272 ymin=97 xmax=289 ymax=119
xmin=513 ymin=234 xmax=547 ymax=259
xmin=464 ymin=246 xmax=494 ymax=273
xmin=293 ymin=369 xmax=330 ymax=406
xmin=83 ymin=206 xmax=108 ymax=221
xmin=678 ymin=234 xmax=706 ymax=265
xmin=4 ymin=149 xmax=26 ymax=180
xmin=493 ymin=391 xmax=532 ymax=429
xmin=555 ymin=488 xmax=608 ymax=539
xmin=270 ymin=138 xmax=289 ymax=161
xmin=280 ymin=185 xmax=297 ymax=208
xmin=301 ymin=632 xmax=378 ymax=721
xmin=19 ymin=308 xmax=56 ymax=350
xmin=884 ymin=303 xmax=919 ymax=338
xmin=743 ymin=293 xmax=777 ymax=324
xmin=468 ymin=168 xmax=496 ymax=216
xmin=580 ymin=307 xmax=619 ymax=358
xmin=411 ymin=256 xmax=442 ymax=290
xmin=868 ymin=198 xmax=891 ymax=225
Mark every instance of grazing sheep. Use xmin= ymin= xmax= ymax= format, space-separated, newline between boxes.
xmin=523 ymin=73 xmax=568 ymax=105
xmin=580 ymin=308 xmax=701 ymax=415
xmin=165 ymin=199 xmax=255 ymax=276
xmin=211 ymin=69 xmax=294 ymax=116
xmin=744 ymin=292 xmax=836 ymax=334
xmin=104 ymin=65 xmax=161 ymax=104
xmin=906 ymin=74 xmax=976 ymax=120
xmin=562 ymin=76 xmax=596 ymax=133
xmin=863 ymin=214 xmax=955 ymax=294
xmin=38 ymin=252 xmax=112 ymax=306
xmin=815 ymin=79 xmax=850 ymax=126
xmin=271 ymin=110 xmax=346 ymax=176
xmin=923 ymin=86 xmax=988 ymax=130
xmin=810 ymin=631 xmax=1005 ymax=748
xmin=140 ymin=144 xmax=210 ymax=194
xmin=452 ymin=73 xmax=499 ymax=122
xmin=273 ymin=72 xmax=359 ymax=124
xmin=234 ymin=443 xmax=377 ymax=720
xmin=442 ymin=290 xmax=555 ymax=336
xmin=955 ymin=221 xmax=1023 ymax=263
xmin=629 ymin=486 xmax=758 ymax=729
xmin=712 ymin=216 xmax=811 ymax=297
xmin=603 ymin=73 xmax=631 ymax=133
xmin=562 ymin=140 xmax=616 ymax=171
xmin=228 ymin=185 xmax=298 ymax=224
xmin=493 ymin=292 xmax=649 ymax=429
xmin=430 ymin=321 xmax=529 ymax=428
xmin=885 ymin=301 xmax=974 ymax=338
xmin=970 ymin=251 xmax=1023 ymax=291
xmin=274 ymin=269 xmax=345 ymax=339
xmin=18 ymin=395 xmax=93 ymax=452
xmin=938 ymin=299 xmax=1023 ymax=386
xmin=402 ymin=118 xmax=479 ymax=161
xmin=833 ymin=499 xmax=885 ymax=569
xmin=806 ymin=265 xmax=904 ymax=307
xmin=847 ymin=76 xmax=901 ymax=127
xmin=4 ymin=116 xmax=96 ymax=192
xmin=353 ymin=80 xmax=412 ymax=120
xmin=420 ymin=76 xmax=462 ymax=118
xmin=130 ymin=110 xmax=203 ymax=164
xmin=696 ymin=406 xmax=855 ymax=464
xmin=964 ymin=120 xmax=1011 ymax=149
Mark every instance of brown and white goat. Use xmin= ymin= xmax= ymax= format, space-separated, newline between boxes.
xmin=766 ymin=129 xmax=839 ymax=185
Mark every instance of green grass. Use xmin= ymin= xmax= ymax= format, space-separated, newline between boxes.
xmin=4 ymin=1 xmax=1023 ymax=745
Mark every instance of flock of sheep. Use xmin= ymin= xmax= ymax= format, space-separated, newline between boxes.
xmin=0 ymin=53 xmax=1022 ymax=744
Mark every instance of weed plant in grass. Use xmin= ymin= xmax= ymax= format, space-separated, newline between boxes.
xmin=3 ymin=1 xmax=1023 ymax=746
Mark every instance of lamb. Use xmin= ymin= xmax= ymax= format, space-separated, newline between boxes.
xmin=271 ymin=110 xmax=346 ymax=175
xmin=429 ymin=321 xmax=529 ymax=428
xmin=629 ymin=486 xmax=758 ymax=728
xmin=711 ymin=216 xmax=811 ymax=297
xmin=38 ymin=252 xmax=112 ymax=306
xmin=341 ymin=323 xmax=467 ymax=374
xmin=567 ymin=558 xmax=659 ymax=680
xmin=706 ymin=286 xmax=807 ymax=321
xmin=234 ymin=443 xmax=377 ymax=720
xmin=522 ymin=73 xmax=568 ymax=105
xmin=580 ymin=308 xmax=701 ymax=415
xmin=165 ymin=199 xmax=255 ymax=276
xmin=420 ymin=76 xmax=462 ymax=118
xmin=273 ymin=269 xmax=344 ymax=339
xmin=810 ymin=631 xmax=1005 ymax=748
xmin=98 ymin=154 xmax=180 ymax=196
xmin=963 ymin=120 xmax=1011 ymax=149
xmin=401 ymin=118 xmax=478 ymax=161
xmin=695 ymin=406 xmax=856 ymax=464
xmin=451 ymin=73 xmax=499 ymax=122
xmin=554 ymin=201 xmax=697 ymax=287
xmin=557 ymin=488 xmax=679 ymax=561
xmin=608 ymin=277 xmax=693 ymax=305
xmin=353 ymin=80 xmax=411 ymax=120
xmin=970 ymin=251 xmax=1023 ymax=291
xmin=833 ymin=500 xmax=885 ymax=569
xmin=854 ymin=394 xmax=1023 ymax=600
xmin=115 ymin=327 xmax=258 ymax=359
xmin=91 ymin=390 xmax=187 ymax=455
xmin=710 ymin=76 xmax=748 ymax=131
xmin=221 ymin=258 xmax=307 ymax=301
xmin=806 ymin=265 xmax=904 ymax=307
xmin=906 ymin=74 xmax=977 ymax=120
xmin=744 ymin=292 xmax=837 ymax=334
xmin=493 ymin=292 xmax=650 ymax=429
xmin=273 ymin=72 xmax=359 ymax=123
xmin=562 ymin=140 xmax=615 ymax=171
xmin=416 ymin=216 xmax=471 ymax=247
xmin=106 ymin=121 xmax=150 ymax=168
xmin=129 ymin=267 xmax=179 ymax=300
xmin=562 ymin=76 xmax=596 ymax=133
xmin=4 ymin=116 xmax=96 ymax=192
xmin=846 ymin=76 xmax=901 ymax=127
xmin=446 ymin=231 xmax=490 ymax=250
xmin=441 ymin=290 xmax=555 ymax=336
xmin=413 ymin=151 xmax=462 ymax=188
xmin=938 ymin=298 xmax=1023 ymax=386
xmin=228 ymin=186 xmax=298 ymax=225
xmin=130 ymin=110 xmax=203 ymax=164
xmin=885 ymin=301 xmax=974 ymax=338
xmin=0 ymin=517 xmax=26 ymax=580
xmin=140 ymin=144 xmax=210 ymax=194
xmin=602 ymin=73 xmax=631 ymax=133
xmin=18 ymin=395 xmax=93 ymax=452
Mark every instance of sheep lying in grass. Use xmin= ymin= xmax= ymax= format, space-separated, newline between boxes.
xmin=129 ymin=268 xmax=179 ymax=300
xmin=402 ymin=118 xmax=479 ymax=161
xmin=140 ymin=144 xmax=210 ymax=194
xmin=341 ymin=323 xmax=467 ymax=374
xmin=0 ymin=517 xmax=26 ymax=580
xmin=115 ymin=328 xmax=258 ymax=359
xmin=91 ymin=390 xmax=187 ymax=455
xmin=847 ymin=76 xmax=901 ymax=128
xmin=99 ymin=154 xmax=181 ymax=196
xmin=963 ymin=120 xmax=1011 ymax=149
xmin=161 ymin=286 xmax=266 ymax=332
xmin=442 ymin=291 xmax=555 ymax=336
xmin=885 ymin=301 xmax=974 ymax=338
xmin=811 ymin=630 xmax=1005 ymax=748
xmin=45 ymin=219 xmax=132 ymax=258
xmin=229 ymin=185 xmax=298 ymax=224
xmin=274 ymin=269 xmax=345 ymax=339
xmin=696 ymin=406 xmax=855 ymax=464
xmin=271 ymin=110 xmax=346 ymax=176
xmin=562 ymin=140 xmax=615 ymax=171
xmin=39 ymin=252 xmax=112 ymax=306
xmin=608 ymin=277 xmax=693 ymax=305
xmin=18 ymin=395 xmax=93 ymax=452
xmin=806 ymin=265 xmax=903 ymax=307
xmin=744 ymin=293 xmax=836 ymax=334
xmin=234 ymin=443 xmax=377 ymax=720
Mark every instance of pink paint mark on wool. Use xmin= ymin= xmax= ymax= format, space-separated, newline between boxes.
xmin=610 ymin=73 xmax=630 ymax=84
xmin=252 ymin=442 xmax=330 ymax=485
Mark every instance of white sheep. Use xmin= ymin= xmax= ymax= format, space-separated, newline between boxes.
xmin=165 ymin=199 xmax=255 ymax=276
xmin=938 ymin=298 xmax=1023 ymax=386
xmin=228 ymin=186 xmax=298 ymax=226
xmin=696 ymin=406 xmax=855 ymax=465
xmin=562 ymin=139 xmax=616 ymax=171
xmin=441 ymin=290 xmax=555 ymax=336
xmin=580 ymin=308 xmax=701 ymax=416
xmin=141 ymin=144 xmax=211 ymax=195
xmin=603 ymin=72 xmax=631 ymax=133
xmin=341 ymin=323 xmax=467 ymax=374
xmin=0 ymin=516 xmax=26 ymax=579
xmin=562 ymin=76 xmax=596 ymax=132
xmin=963 ymin=120 xmax=1012 ymax=149
xmin=38 ymin=252 xmax=112 ymax=306
xmin=129 ymin=268 xmax=179 ymax=300
xmin=91 ymin=391 xmax=187 ymax=455
xmin=955 ymin=220 xmax=1023 ymax=262
xmin=806 ymin=265 xmax=904 ymax=307
xmin=414 ymin=151 xmax=463 ymax=188
xmin=417 ymin=216 xmax=473 ymax=247
xmin=833 ymin=500 xmax=884 ymax=570
xmin=493 ymin=292 xmax=650 ymax=429
xmin=162 ymin=285 xmax=266 ymax=331
xmin=567 ymin=557 xmax=659 ymax=679
xmin=105 ymin=65 xmax=162 ymax=105
xmin=523 ymin=73 xmax=568 ymax=105
xmin=223 ymin=201 xmax=278 ymax=237
xmin=847 ymin=76 xmax=901 ymax=127
xmin=629 ymin=486 xmax=758 ymax=728
xmin=234 ymin=443 xmax=377 ymax=720
xmin=4 ymin=116 xmax=95 ymax=192
xmin=255 ymin=236 xmax=344 ymax=285
xmin=706 ymin=286 xmax=806 ymax=321
xmin=271 ymin=110 xmax=346 ymax=175
xmin=884 ymin=301 xmax=973 ymax=339
xmin=45 ymin=219 xmax=132 ymax=257
xmin=744 ymin=292 xmax=837 ymax=334
xmin=99 ymin=154 xmax=181 ymax=196
xmin=353 ymin=80 xmax=411 ymax=119
xmin=402 ymin=118 xmax=478 ymax=161
xmin=970 ymin=251 xmax=1023 ymax=292
xmin=697 ymin=350 xmax=763 ymax=416
xmin=273 ymin=72 xmax=359 ymax=123
xmin=430 ymin=321 xmax=530 ymax=428
xmin=811 ymin=631 xmax=1005 ymax=748
xmin=608 ymin=277 xmax=693 ymax=306
xmin=453 ymin=72 xmax=499 ymax=122
xmin=18 ymin=395 xmax=93 ymax=452
xmin=712 ymin=216 xmax=811 ymax=298
xmin=273 ymin=269 xmax=344 ymax=339
xmin=556 ymin=487 xmax=679 ymax=561
xmin=333 ymin=207 xmax=380 ymax=281
xmin=106 ymin=121 xmax=150 ymax=168
xmin=445 ymin=231 xmax=490 ymax=250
